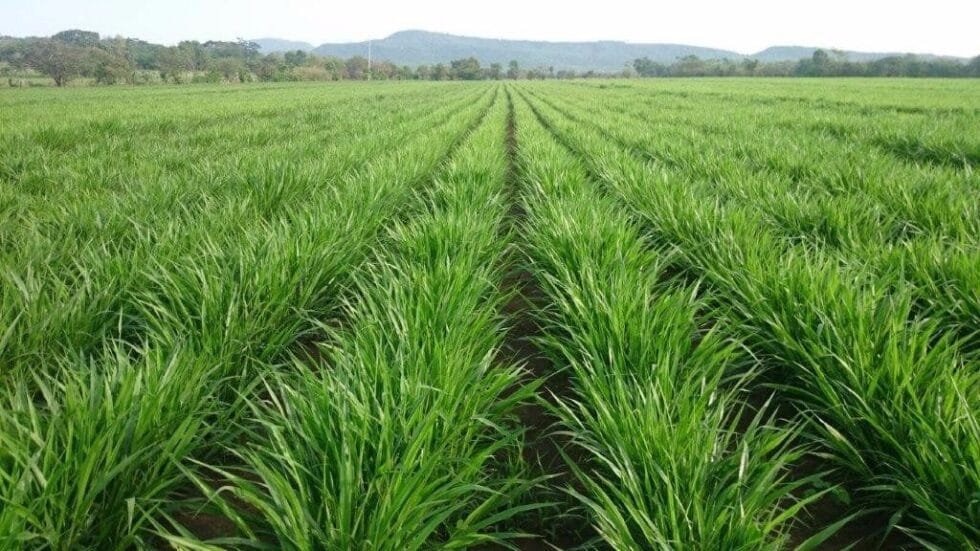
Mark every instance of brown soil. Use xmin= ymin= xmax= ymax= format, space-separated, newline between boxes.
xmin=488 ymin=87 xmax=594 ymax=550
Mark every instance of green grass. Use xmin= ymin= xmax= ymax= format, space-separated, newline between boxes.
xmin=518 ymin=80 xmax=979 ymax=548
xmin=1 ymin=78 xmax=977 ymax=549
xmin=514 ymin=94 xmax=816 ymax=549
xmin=1 ymin=82 xmax=501 ymax=548
xmin=193 ymin=92 xmax=540 ymax=550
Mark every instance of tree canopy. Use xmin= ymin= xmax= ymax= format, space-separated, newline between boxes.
xmin=1 ymin=30 xmax=977 ymax=87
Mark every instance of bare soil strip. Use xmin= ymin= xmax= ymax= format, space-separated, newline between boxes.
xmin=494 ymin=87 xmax=591 ymax=550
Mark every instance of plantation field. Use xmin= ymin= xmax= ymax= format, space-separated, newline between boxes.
xmin=1 ymin=78 xmax=978 ymax=550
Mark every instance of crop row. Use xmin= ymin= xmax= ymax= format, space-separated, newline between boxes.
xmin=179 ymin=91 xmax=543 ymax=550
xmin=525 ymin=84 xmax=980 ymax=358
xmin=0 ymin=79 xmax=976 ymax=549
xmin=0 ymin=84 xmax=500 ymax=548
xmin=517 ymin=84 xmax=979 ymax=548
xmin=512 ymin=91 xmax=821 ymax=548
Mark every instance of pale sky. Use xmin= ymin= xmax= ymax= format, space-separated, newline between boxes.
xmin=1 ymin=0 xmax=978 ymax=57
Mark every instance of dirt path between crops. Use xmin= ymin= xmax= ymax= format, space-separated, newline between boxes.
xmin=488 ymin=87 xmax=592 ymax=551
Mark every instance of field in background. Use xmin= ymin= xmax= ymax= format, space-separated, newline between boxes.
xmin=1 ymin=79 xmax=978 ymax=550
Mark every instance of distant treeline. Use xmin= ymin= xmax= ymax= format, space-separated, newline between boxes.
xmin=1 ymin=30 xmax=977 ymax=87
xmin=0 ymin=31 xmax=540 ymax=86
xmin=633 ymin=50 xmax=980 ymax=78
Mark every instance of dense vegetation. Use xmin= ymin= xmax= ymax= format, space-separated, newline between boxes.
xmin=0 ymin=78 xmax=977 ymax=550
xmin=306 ymin=29 xmax=740 ymax=72
xmin=2 ymin=29 xmax=977 ymax=87
xmin=633 ymin=49 xmax=980 ymax=77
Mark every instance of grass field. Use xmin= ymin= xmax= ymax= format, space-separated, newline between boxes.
xmin=1 ymin=78 xmax=978 ymax=550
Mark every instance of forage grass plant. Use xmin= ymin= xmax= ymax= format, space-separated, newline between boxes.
xmin=187 ymin=92 xmax=542 ymax=550
xmin=513 ymin=94 xmax=815 ymax=549
xmin=0 ymin=346 xmax=224 ymax=549
xmin=1 ymin=77 xmax=976 ymax=551
xmin=0 ymin=85 xmax=485 ymax=379
xmin=527 ymin=85 xmax=980 ymax=351
xmin=0 ymin=85 xmax=498 ymax=548
xmin=527 ymin=91 xmax=979 ymax=547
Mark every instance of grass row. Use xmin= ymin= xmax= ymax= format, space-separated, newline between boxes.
xmin=1 ymin=86 xmax=485 ymax=375
xmin=1 ymin=79 xmax=976 ymax=549
xmin=528 ymin=85 xmax=979 ymax=249
xmin=525 ymin=85 xmax=980 ymax=361
xmin=183 ymin=89 xmax=541 ymax=550
xmin=0 ymin=85 xmax=496 ymax=549
xmin=512 ymin=90 xmax=825 ymax=548
xmin=520 ymin=86 xmax=979 ymax=548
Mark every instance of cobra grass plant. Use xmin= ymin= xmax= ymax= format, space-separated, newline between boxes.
xmin=0 ymin=85 xmax=497 ymax=549
xmin=0 ymin=84 xmax=485 ymax=377
xmin=531 ymin=84 xmax=980 ymax=260
xmin=511 ymin=94 xmax=821 ymax=549
xmin=178 ymin=92 xmax=544 ymax=550
xmin=523 ymin=88 xmax=979 ymax=548
xmin=526 ymin=84 xmax=980 ymax=350
xmin=1 ymin=77 xmax=976 ymax=551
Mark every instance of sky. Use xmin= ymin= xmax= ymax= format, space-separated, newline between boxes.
xmin=1 ymin=0 xmax=978 ymax=57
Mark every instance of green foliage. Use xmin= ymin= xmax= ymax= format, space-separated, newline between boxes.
xmin=208 ymin=98 xmax=541 ymax=549
xmin=450 ymin=56 xmax=483 ymax=80
xmin=0 ymin=82 xmax=512 ymax=548
xmin=4 ymin=29 xmax=975 ymax=87
xmin=514 ymin=90 xmax=817 ymax=550
xmin=0 ymin=78 xmax=976 ymax=550
xmin=519 ymin=79 xmax=979 ymax=548
xmin=51 ymin=29 xmax=101 ymax=48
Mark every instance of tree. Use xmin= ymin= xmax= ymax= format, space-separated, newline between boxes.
xmin=0 ymin=37 xmax=29 ymax=67
xmin=633 ymin=56 xmax=666 ymax=77
xmin=526 ymin=67 xmax=546 ymax=79
xmin=174 ymin=41 xmax=208 ymax=70
xmin=433 ymin=63 xmax=450 ymax=81
xmin=252 ymin=54 xmax=285 ymax=81
xmin=284 ymin=49 xmax=308 ymax=67
xmin=968 ymin=56 xmax=980 ymax=77
xmin=126 ymin=39 xmax=165 ymax=69
xmin=507 ymin=60 xmax=520 ymax=79
xmin=237 ymin=39 xmax=261 ymax=60
xmin=672 ymin=55 xmax=707 ymax=76
xmin=321 ymin=56 xmax=345 ymax=80
xmin=812 ymin=49 xmax=831 ymax=70
xmin=52 ymin=29 xmax=100 ymax=48
xmin=345 ymin=56 xmax=368 ymax=79
xmin=741 ymin=58 xmax=760 ymax=75
xmin=488 ymin=62 xmax=502 ymax=80
xmin=796 ymin=49 xmax=833 ymax=76
xmin=23 ymin=39 xmax=89 ymax=86
xmin=212 ymin=57 xmax=245 ymax=81
xmin=157 ymin=46 xmax=193 ymax=83
xmin=450 ymin=57 xmax=482 ymax=80
xmin=370 ymin=60 xmax=397 ymax=80
xmin=91 ymin=49 xmax=133 ymax=84
xmin=100 ymin=36 xmax=130 ymax=61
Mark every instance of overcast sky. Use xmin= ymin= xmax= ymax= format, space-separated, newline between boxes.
xmin=1 ymin=0 xmax=978 ymax=57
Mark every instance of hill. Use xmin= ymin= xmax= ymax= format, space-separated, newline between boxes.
xmin=753 ymin=46 xmax=908 ymax=63
xmin=755 ymin=46 xmax=966 ymax=63
xmin=255 ymin=31 xmax=971 ymax=72
xmin=310 ymin=30 xmax=741 ymax=72
xmin=252 ymin=37 xmax=315 ymax=53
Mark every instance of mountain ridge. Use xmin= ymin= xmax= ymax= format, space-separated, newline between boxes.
xmin=252 ymin=37 xmax=315 ymax=53
xmin=253 ymin=30 xmax=968 ymax=72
